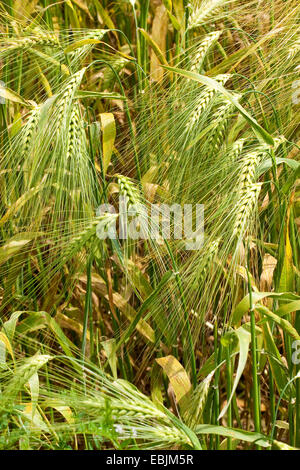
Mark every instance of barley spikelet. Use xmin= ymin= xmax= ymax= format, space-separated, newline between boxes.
xmin=288 ymin=39 xmax=300 ymax=59
xmin=1 ymin=355 xmax=52 ymax=409
xmin=6 ymin=31 xmax=60 ymax=50
xmin=21 ymin=105 xmax=41 ymax=155
xmin=206 ymin=99 xmax=237 ymax=152
xmin=238 ymin=149 xmax=264 ymax=188
xmin=55 ymin=69 xmax=86 ymax=130
xmin=117 ymin=175 xmax=142 ymax=207
xmin=190 ymin=238 xmax=220 ymax=292
xmin=83 ymin=29 xmax=107 ymax=41
xmin=230 ymin=138 xmax=246 ymax=160
xmin=188 ymin=0 xmax=227 ymax=29
xmin=233 ymin=183 xmax=262 ymax=238
xmin=79 ymin=398 xmax=165 ymax=420
xmin=67 ymin=30 xmax=107 ymax=61
xmin=186 ymin=74 xmax=230 ymax=129
xmin=149 ymin=424 xmax=192 ymax=446
xmin=198 ymin=238 xmax=220 ymax=284
xmin=65 ymin=215 xmax=117 ymax=258
xmin=102 ymin=57 xmax=130 ymax=91
xmin=231 ymin=139 xmax=280 ymax=239
xmin=183 ymin=371 xmax=214 ymax=428
xmin=66 ymin=106 xmax=84 ymax=160
xmin=190 ymin=31 xmax=222 ymax=72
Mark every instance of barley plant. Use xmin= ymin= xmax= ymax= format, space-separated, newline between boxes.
xmin=0 ymin=0 xmax=299 ymax=451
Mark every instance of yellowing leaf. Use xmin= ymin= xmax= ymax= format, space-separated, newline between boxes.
xmin=139 ymin=28 xmax=170 ymax=73
xmin=93 ymin=0 xmax=115 ymax=30
xmin=0 ymin=84 xmax=34 ymax=107
xmin=101 ymin=338 xmax=117 ymax=379
xmin=45 ymin=402 xmax=74 ymax=424
xmin=0 ymin=332 xmax=15 ymax=362
xmin=149 ymin=5 xmax=169 ymax=81
xmin=156 ymin=355 xmax=191 ymax=403
xmin=279 ymin=226 xmax=294 ymax=293
xmin=0 ymin=233 xmax=38 ymax=266
xmin=100 ymin=113 xmax=116 ymax=176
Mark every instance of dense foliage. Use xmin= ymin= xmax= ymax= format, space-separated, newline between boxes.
xmin=0 ymin=0 xmax=299 ymax=450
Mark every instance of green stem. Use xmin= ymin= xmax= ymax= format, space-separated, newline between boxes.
xmin=82 ymin=256 xmax=92 ymax=360
xmin=247 ymin=269 xmax=261 ymax=439
xmin=165 ymin=240 xmax=197 ymax=388
xmin=226 ymin=343 xmax=233 ymax=450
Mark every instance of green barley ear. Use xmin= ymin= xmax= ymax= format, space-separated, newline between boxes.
xmin=66 ymin=106 xmax=82 ymax=160
xmin=231 ymin=143 xmax=270 ymax=240
xmin=1 ymin=354 xmax=52 ymax=409
xmin=5 ymin=31 xmax=60 ymax=50
xmin=182 ymin=372 xmax=214 ymax=428
xmin=288 ymin=38 xmax=300 ymax=59
xmin=102 ymin=56 xmax=130 ymax=91
xmin=232 ymin=182 xmax=262 ymax=239
xmin=191 ymin=238 xmax=221 ymax=289
xmin=188 ymin=0 xmax=228 ymax=29
xmin=205 ymin=98 xmax=238 ymax=153
xmin=65 ymin=214 xmax=118 ymax=259
xmin=190 ymin=31 xmax=222 ymax=73
xmin=186 ymin=74 xmax=231 ymax=130
xmin=21 ymin=105 xmax=41 ymax=183
xmin=117 ymin=175 xmax=142 ymax=206
xmin=229 ymin=138 xmax=246 ymax=161
xmin=28 ymin=355 xmax=198 ymax=449
xmin=55 ymin=68 xmax=86 ymax=130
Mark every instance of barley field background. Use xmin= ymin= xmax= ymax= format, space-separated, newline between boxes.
xmin=0 ymin=0 xmax=300 ymax=451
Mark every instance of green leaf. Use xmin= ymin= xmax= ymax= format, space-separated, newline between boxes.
xmin=218 ymin=326 xmax=251 ymax=420
xmin=257 ymin=305 xmax=300 ymax=341
xmin=195 ymin=424 xmax=271 ymax=448
xmin=258 ymin=157 xmax=299 ymax=176
xmin=232 ymin=292 xmax=300 ymax=325
xmin=276 ymin=300 xmax=300 ymax=317
xmin=260 ymin=321 xmax=289 ymax=396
